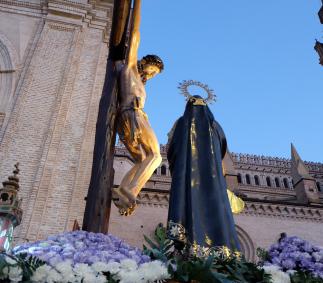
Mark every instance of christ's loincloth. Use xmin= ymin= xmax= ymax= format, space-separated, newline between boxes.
xmin=117 ymin=107 xmax=149 ymax=148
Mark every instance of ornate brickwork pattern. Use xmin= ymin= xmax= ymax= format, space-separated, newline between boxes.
xmin=0 ymin=0 xmax=113 ymax=243
xmin=24 ymin=26 xmax=108 ymax=242
xmin=64 ymin=29 xmax=108 ymax=233
xmin=0 ymin=22 xmax=76 ymax=242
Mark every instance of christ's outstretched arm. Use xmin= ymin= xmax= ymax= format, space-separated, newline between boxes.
xmin=127 ymin=0 xmax=141 ymax=69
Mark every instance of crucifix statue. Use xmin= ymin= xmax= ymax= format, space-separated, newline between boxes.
xmin=83 ymin=0 xmax=163 ymax=233
xmin=113 ymin=0 xmax=164 ymax=216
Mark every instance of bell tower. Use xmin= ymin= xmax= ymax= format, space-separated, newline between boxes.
xmin=291 ymin=143 xmax=320 ymax=204
xmin=223 ymin=149 xmax=239 ymax=191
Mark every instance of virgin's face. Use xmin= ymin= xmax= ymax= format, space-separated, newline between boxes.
xmin=143 ymin=64 xmax=160 ymax=80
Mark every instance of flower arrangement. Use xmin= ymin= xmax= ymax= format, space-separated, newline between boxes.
xmin=0 ymin=231 xmax=170 ymax=283
xmin=0 ymin=253 xmax=45 ymax=282
xmin=143 ymin=224 xmax=272 ymax=283
xmin=258 ymin=233 xmax=323 ymax=283
xmin=0 ymin=228 xmax=322 ymax=283
xmin=13 ymin=231 xmax=151 ymax=266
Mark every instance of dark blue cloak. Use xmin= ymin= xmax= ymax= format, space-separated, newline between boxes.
xmin=166 ymin=97 xmax=240 ymax=253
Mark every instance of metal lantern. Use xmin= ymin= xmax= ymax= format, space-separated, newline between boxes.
xmin=0 ymin=163 xmax=22 ymax=252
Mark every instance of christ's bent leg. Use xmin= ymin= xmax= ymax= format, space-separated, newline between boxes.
xmin=113 ymin=138 xmax=145 ymax=212
xmin=118 ymin=163 xmax=140 ymax=203
xmin=126 ymin=118 xmax=162 ymax=198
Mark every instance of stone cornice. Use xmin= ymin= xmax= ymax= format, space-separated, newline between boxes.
xmin=47 ymin=0 xmax=91 ymax=19
xmin=137 ymin=191 xmax=323 ymax=222
xmin=231 ymin=152 xmax=323 ymax=174
xmin=0 ymin=0 xmax=44 ymax=17
xmin=241 ymin=201 xmax=323 ymax=222
xmin=138 ymin=191 xmax=169 ymax=207
xmin=0 ymin=0 xmax=112 ymax=42
xmin=115 ymin=145 xmax=323 ymax=175
xmin=238 ymin=184 xmax=295 ymax=195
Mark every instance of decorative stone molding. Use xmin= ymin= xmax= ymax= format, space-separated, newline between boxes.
xmin=0 ymin=32 xmax=19 ymax=72
xmin=47 ymin=22 xmax=77 ymax=32
xmin=136 ymin=189 xmax=323 ymax=222
xmin=0 ymin=0 xmax=112 ymax=43
xmin=236 ymin=225 xmax=256 ymax=262
xmin=231 ymin=152 xmax=323 ymax=174
xmin=0 ymin=0 xmax=43 ymax=17
xmin=137 ymin=191 xmax=169 ymax=207
xmin=0 ymin=112 xmax=5 ymax=128
xmin=241 ymin=201 xmax=323 ymax=222
xmin=114 ymin=144 xmax=323 ymax=204
xmin=0 ymin=33 xmax=20 ymax=114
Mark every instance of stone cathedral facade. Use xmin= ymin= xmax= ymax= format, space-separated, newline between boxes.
xmin=0 ymin=0 xmax=322 ymax=261
xmin=110 ymin=143 xmax=323 ymax=261
xmin=0 ymin=0 xmax=113 ymax=243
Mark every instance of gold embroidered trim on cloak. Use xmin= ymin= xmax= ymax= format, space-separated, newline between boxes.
xmin=167 ymin=220 xmax=186 ymax=242
xmin=167 ymin=221 xmax=241 ymax=259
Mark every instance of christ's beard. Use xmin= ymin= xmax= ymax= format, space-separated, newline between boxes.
xmin=140 ymin=73 xmax=147 ymax=84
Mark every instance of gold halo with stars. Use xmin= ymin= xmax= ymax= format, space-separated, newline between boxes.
xmin=178 ymin=80 xmax=216 ymax=104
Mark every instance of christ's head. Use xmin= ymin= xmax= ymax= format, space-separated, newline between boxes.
xmin=138 ymin=54 xmax=164 ymax=83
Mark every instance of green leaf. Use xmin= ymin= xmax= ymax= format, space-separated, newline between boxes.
xmin=143 ymin=235 xmax=159 ymax=250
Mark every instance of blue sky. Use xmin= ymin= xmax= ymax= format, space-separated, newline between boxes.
xmin=138 ymin=1 xmax=323 ymax=162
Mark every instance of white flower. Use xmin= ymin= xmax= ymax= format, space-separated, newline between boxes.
xmin=263 ymin=265 xmax=291 ymax=283
xmin=95 ymin=274 xmax=109 ymax=283
xmin=2 ymin=266 xmax=9 ymax=276
xmin=105 ymin=261 xmax=121 ymax=274
xmin=8 ymin=266 xmax=23 ymax=282
xmin=31 ymin=265 xmax=53 ymax=282
xmin=115 ymin=260 xmax=170 ymax=283
xmin=46 ymin=268 xmax=63 ymax=283
xmin=117 ymin=270 xmax=145 ymax=283
xmin=73 ymin=263 xmax=93 ymax=276
xmin=5 ymin=256 xmax=17 ymax=265
xmin=170 ymin=226 xmax=179 ymax=237
xmin=120 ymin=259 xmax=138 ymax=271
xmin=82 ymin=272 xmax=98 ymax=283
xmin=55 ymin=261 xmax=75 ymax=282
xmin=137 ymin=260 xmax=170 ymax=282
xmin=55 ymin=260 xmax=73 ymax=272
xmin=91 ymin=261 xmax=110 ymax=273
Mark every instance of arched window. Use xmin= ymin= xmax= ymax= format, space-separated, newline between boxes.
xmin=246 ymin=174 xmax=251 ymax=185
xmin=266 ymin=177 xmax=271 ymax=187
xmin=161 ymin=165 xmax=167 ymax=175
xmin=283 ymin=178 xmax=289 ymax=189
xmin=275 ymin=177 xmax=280 ymax=188
xmin=317 ymin=182 xmax=321 ymax=192
xmin=237 ymin=173 xmax=242 ymax=184
xmin=254 ymin=175 xmax=260 ymax=186
xmin=0 ymin=35 xmax=17 ymax=125
xmin=153 ymin=169 xmax=157 ymax=175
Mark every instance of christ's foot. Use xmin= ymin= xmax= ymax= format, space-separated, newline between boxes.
xmin=119 ymin=203 xmax=137 ymax=216
xmin=112 ymin=187 xmax=137 ymax=216
xmin=112 ymin=187 xmax=131 ymax=209
xmin=119 ymin=186 xmax=137 ymax=204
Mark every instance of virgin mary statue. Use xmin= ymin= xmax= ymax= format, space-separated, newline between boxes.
xmin=166 ymin=95 xmax=242 ymax=255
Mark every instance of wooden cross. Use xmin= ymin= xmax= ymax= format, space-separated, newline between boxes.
xmin=82 ymin=0 xmax=133 ymax=233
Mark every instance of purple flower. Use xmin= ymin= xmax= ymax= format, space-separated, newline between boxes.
xmin=265 ymin=235 xmax=323 ymax=279
xmin=12 ymin=231 xmax=152 ymax=267
xmin=271 ymin=257 xmax=281 ymax=265
xmin=281 ymin=259 xmax=296 ymax=270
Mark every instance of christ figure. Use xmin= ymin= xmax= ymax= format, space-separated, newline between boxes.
xmin=112 ymin=0 xmax=164 ymax=216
